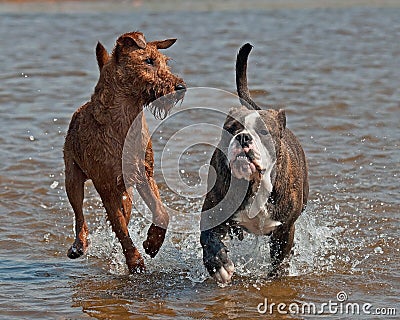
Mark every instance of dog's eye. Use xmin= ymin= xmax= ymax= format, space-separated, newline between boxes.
xmin=145 ymin=58 xmax=154 ymax=65
xmin=227 ymin=125 xmax=240 ymax=135
xmin=258 ymin=129 xmax=269 ymax=136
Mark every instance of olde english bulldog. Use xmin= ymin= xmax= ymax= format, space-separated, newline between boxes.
xmin=200 ymin=43 xmax=309 ymax=283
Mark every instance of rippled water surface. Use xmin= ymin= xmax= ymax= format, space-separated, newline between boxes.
xmin=1 ymin=2 xmax=399 ymax=319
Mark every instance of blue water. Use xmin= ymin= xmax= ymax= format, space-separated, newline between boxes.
xmin=0 ymin=2 xmax=399 ymax=319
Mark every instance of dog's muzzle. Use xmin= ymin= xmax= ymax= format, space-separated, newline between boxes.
xmin=148 ymin=83 xmax=186 ymax=119
xmin=228 ymin=132 xmax=265 ymax=180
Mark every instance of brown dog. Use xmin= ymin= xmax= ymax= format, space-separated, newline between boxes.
xmin=64 ymin=31 xmax=185 ymax=272
xmin=200 ymin=43 xmax=308 ymax=283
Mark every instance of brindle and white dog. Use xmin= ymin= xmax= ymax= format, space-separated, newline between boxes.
xmin=200 ymin=43 xmax=309 ymax=283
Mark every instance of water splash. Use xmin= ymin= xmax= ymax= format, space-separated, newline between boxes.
xmin=87 ymin=197 xmax=339 ymax=283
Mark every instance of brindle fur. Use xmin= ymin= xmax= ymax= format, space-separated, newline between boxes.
xmin=200 ymin=43 xmax=308 ymax=282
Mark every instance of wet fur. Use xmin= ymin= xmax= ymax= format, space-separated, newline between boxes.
xmin=200 ymin=43 xmax=308 ymax=282
xmin=64 ymin=31 xmax=185 ymax=273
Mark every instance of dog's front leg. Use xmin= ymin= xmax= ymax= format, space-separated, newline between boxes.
xmin=200 ymin=224 xmax=235 ymax=284
xmin=135 ymin=177 xmax=169 ymax=258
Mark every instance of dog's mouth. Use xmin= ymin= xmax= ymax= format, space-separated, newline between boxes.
xmin=229 ymin=147 xmax=264 ymax=181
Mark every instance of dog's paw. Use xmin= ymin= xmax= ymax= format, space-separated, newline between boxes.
xmin=213 ymin=260 xmax=235 ymax=284
xmin=205 ymin=247 xmax=235 ymax=284
xmin=67 ymin=240 xmax=88 ymax=259
xmin=143 ymin=224 xmax=166 ymax=258
xmin=128 ymin=259 xmax=146 ymax=274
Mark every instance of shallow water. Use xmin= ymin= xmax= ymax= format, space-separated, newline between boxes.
xmin=1 ymin=2 xmax=399 ymax=319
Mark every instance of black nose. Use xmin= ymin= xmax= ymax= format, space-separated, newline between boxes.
xmin=175 ymin=83 xmax=186 ymax=91
xmin=236 ymin=132 xmax=252 ymax=147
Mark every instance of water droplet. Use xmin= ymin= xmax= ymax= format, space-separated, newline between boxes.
xmin=29 ymin=135 xmax=35 ymax=141
xmin=374 ymin=246 xmax=383 ymax=254
xmin=50 ymin=181 xmax=59 ymax=189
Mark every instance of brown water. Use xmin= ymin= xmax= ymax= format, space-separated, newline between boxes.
xmin=1 ymin=2 xmax=399 ymax=319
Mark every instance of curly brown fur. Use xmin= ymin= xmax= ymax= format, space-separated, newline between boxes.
xmin=64 ymin=31 xmax=185 ymax=273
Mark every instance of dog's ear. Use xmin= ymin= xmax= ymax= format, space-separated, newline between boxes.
xmin=115 ymin=32 xmax=147 ymax=63
xmin=277 ymin=109 xmax=286 ymax=130
xmin=150 ymin=38 xmax=177 ymax=50
xmin=117 ymin=32 xmax=147 ymax=49
xmin=96 ymin=41 xmax=109 ymax=71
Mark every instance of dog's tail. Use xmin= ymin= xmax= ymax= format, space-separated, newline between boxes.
xmin=236 ymin=43 xmax=261 ymax=110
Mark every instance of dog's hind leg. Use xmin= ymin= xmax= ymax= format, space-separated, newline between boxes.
xmin=65 ymin=158 xmax=89 ymax=259
xmin=98 ymin=187 xmax=145 ymax=273
xmin=268 ymin=224 xmax=295 ymax=277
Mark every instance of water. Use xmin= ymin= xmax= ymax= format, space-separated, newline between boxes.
xmin=1 ymin=1 xmax=399 ymax=319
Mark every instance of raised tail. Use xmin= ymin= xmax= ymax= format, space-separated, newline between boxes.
xmin=235 ymin=43 xmax=261 ymax=110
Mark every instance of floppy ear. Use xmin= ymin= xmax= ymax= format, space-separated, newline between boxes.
xmin=96 ymin=41 xmax=109 ymax=71
xmin=115 ymin=32 xmax=147 ymax=63
xmin=277 ymin=109 xmax=286 ymax=130
xmin=117 ymin=32 xmax=147 ymax=49
xmin=151 ymin=38 xmax=177 ymax=49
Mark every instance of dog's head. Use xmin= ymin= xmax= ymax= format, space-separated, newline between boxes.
xmin=97 ymin=32 xmax=186 ymax=119
xmin=207 ymin=105 xmax=286 ymax=222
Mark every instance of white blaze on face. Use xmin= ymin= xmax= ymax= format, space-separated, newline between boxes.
xmin=227 ymin=112 xmax=277 ymax=221
xmin=227 ymin=113 xmax=257 ymax=180
xmin=243 ymin=112 xmax=276 ymax=218
xmin=228 ymin=137 xmax=255 ymax=180
xmin=227 ymin=112 xmax=275 ymax=184
xmin=225 ymin=111 xmax=281 ymax=234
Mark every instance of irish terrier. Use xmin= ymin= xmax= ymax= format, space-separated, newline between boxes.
xmin=64 ymin=31 xmax=185 ymax=273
